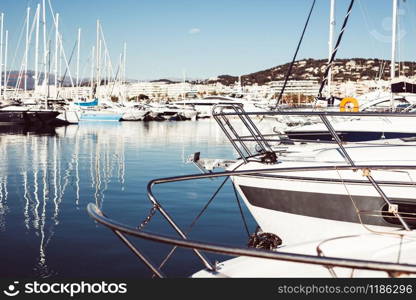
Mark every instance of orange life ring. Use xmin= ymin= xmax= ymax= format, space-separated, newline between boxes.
xmin=339 ymin=97 xmax=359 ymax=112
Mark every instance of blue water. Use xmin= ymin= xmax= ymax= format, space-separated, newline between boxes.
xmin=0 ymin=120 xmax=256 ymax=278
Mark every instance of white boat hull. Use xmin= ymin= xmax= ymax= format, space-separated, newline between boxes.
xmin=56 ymin=110 xmax=80 ymax=124
xmin=230 ymin=143 xmax=416 ymax=245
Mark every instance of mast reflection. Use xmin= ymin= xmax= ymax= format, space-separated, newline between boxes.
xmin=0 ymin=123 xmax=127 ymax=277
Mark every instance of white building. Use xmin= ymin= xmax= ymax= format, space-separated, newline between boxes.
xmin=267 ymin=80 xmax=320 ymax=96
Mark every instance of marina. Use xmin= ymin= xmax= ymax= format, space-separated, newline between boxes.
xmin=3 ymin=0 xmax=416 ymax=288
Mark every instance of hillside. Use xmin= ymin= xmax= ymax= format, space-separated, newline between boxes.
xmin=201 ymin=58 xmax=416 ymax=86
xmin=5 ymin=58 xmax=416 ymax=89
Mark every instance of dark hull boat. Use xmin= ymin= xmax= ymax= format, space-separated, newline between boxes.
xmin=0 ymin=110 xmax=60 ymax=125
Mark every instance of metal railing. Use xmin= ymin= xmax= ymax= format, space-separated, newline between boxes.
xmin=212 ymin=104 xmax=274 ymax=163
xmin=212 ymin=105 xmax=416 ymax=230
xmin=86 ymin=106 xmax=416 ymax=277
xmin=88 ymin=164 xmax=416 ymax=278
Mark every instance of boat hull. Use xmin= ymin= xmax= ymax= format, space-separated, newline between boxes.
xmin=121 ymin=110 xmax=148 ymax=121
xmin=232 ymin=170 xmax=416 ymax=245
xmin=285 ymin=117 xmax=416 ymax=142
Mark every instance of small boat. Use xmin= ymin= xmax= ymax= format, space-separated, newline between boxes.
xmin=85 ymin=106 xmax=416 ymax=278
xmin=172 ymin=95 xmax=266 ymax=118
xmin=148 ymin=102 xmax=198 ymax=121
xmin=0 ymin=101 xmax=60 ymax=125
xmin=0 ymin=109 xmax=60 ymax=125
xmin=73 ymin=98 xmax=99 ymax=107
xmin=121 ymin=104 xmax=150 ymax=121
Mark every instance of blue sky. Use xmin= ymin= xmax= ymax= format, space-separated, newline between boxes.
xmin=1 ymin=0 xmax=415 ymax=80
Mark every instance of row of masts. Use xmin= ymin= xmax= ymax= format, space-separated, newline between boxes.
xmin=0 ymin=1 xmax=403 ymax=102
xmin=0 ymin=0 xmax=128 ymax=101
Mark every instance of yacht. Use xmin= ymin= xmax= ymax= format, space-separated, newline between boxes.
xmin=0 ymin=100 xmax=60 ymax=125
xmin=85 ymin=106 xmax=416 ymax=278
xmin=121 ymin=103 xmax=150 ymax=121
xmin=283 ymin=89 xmax=416 ymax=142
xmin=173 ymin=95 xmax=267 ymax=118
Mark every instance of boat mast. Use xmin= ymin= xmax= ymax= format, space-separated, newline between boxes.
xmin=103 ymin=41 xmax=107 ymax=87
xmin=47 ymin=40 xmax=51 ymax=100
xmin=123 ymin=41 xmax=126 ymax=103
xmin=327 ymin=0 xmax=335 ymax=98
xmin=118 ymin=52 xmax=122 ymax=99
xmin=390 ymin=0 xmax=398 ymax=110
xmin=182 ymin=69 xmax=186 ymax=100
xmin=98 ymin=39 xmax=102 ymax=97
xmin=34 ymin=4 xmax=40 ymax=92
xmin=76 ymin=28 xmax=81 ymax=98
xmin=59 ymin=32 xmax=63 ymax=91
xmin=4 ymin=30 xmax=7 ymax=99
xmin=54 ymin=13 xmax=59 ymax=96
xmin=25 ymin=7 xmax=30 ymax=93
xmin=91 ymin=46 xmax=95 ymax=98
xmin=96 ymin=20 xmax=100 ymax=93
xmin=0 ymin=13 xmax=3 ymax=99
xmin=42 ymin=0 xmax=47 ymax=96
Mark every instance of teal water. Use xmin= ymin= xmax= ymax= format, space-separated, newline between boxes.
xmin=0 ymin=120 xmax=256 ymax=278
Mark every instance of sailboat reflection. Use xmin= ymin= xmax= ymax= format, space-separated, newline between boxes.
xmin=0 ymin=120 xmax=233 ymax=277
xmin=0 ymin=123 xmax=126 ymax=277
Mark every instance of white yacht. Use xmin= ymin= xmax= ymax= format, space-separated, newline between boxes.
xmin=228 ymin=140 xmax=416 ymax=245
xmin=120 ymin=103 xmax=150 ymax=121
xmin=148 ymin=102 xmax=198 ymax=120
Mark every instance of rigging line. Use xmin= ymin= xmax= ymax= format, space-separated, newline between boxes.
xmin=357 ymin=0 xmax=381 ymax=81
xmin=56 ymin=40 xmax=77 ymax=98
xmin=188 ymin=176 xmax=230 ymax=230
xmin=335 ymin=168 xmax=405 ymax=239
xmin=109 ymin=64 xmax=121 ymax=97
xmin=8 ymin=11 xmax=27 ymax=88
xmin=274 ymin=0 xmax=316 ymax=110
xmin=14 ymin=8 xmax=38 ymax=93
xmin=154 ymin=161 xmax=246 ymax=274
xmin=318 ymin=0 xmax=356 ymax=98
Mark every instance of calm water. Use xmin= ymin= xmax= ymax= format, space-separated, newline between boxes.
xmin=0 ymin=120 xmax=257 ymax=278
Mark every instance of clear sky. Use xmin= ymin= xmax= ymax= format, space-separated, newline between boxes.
xmin=1 ymin=0 xmax=416 ymax=80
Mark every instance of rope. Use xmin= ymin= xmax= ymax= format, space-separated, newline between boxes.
xmin=154 ymin=162 xmax=248 ymax=274
xmin=274 ymin=0 xmax=316 ymax=109
xmin=56 ymin=41 xmax=77 ymax=98
xmin=318 ymin=0 xmax=355 ymax=98
xmin=334 ymin=168 xmax=405 ymax=239
xmin=188 ymin=176 xmax=230 ymax=229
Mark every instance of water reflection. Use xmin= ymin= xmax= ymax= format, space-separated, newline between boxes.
xmin=0 ymin=123 xmax=131 ymax=277
xmin=0 ymin=120 xmax=237 ymax=278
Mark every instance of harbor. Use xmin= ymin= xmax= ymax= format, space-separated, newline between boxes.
xmin=3 ymin=0 xmax=416 ymax=293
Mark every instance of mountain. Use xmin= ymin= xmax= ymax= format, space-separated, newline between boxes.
xmin=197 ymin=58 xmax=416 ymax=86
